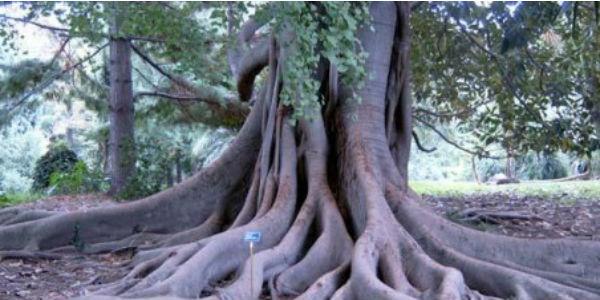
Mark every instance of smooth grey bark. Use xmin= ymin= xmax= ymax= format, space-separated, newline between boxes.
xmin=107 ymin=9 xmax=135 ymax=196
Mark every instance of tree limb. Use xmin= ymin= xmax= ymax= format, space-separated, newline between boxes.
xmin=413 ymin=98 xmax=494 ymax=118
xmin=0 ymin=13 xmax=165 ymax=43
xmin=236 ymin=38 xmax=270 ymax=101
xmin=0 ymin=13 xmax=70 ymax=33
xmin=412 ymin=130 xmax=437 ymax=152
xmin=227 ymin=7 xmax=269 ymax=78
xmin=455 ymin=18 xmax=554 ymax=133
xmin=131 ymin=43 xmax=239 ymax=103
xmin=134 ymin=91 xmax=221 ymax=105
xmin=130 ymin=43 xmax=251 ymax=126
xmin=1 ymin=43 xmax=109 ymax=120
xmin=414 ymin=116 xmax=505 ymax=159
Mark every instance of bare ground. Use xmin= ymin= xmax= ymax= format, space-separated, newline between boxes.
xmin=1 ymin=192 xmax=598 ymax=299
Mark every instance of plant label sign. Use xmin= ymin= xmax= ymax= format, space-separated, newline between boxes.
xmin=244 ymin=231 xmax=262 ymax=243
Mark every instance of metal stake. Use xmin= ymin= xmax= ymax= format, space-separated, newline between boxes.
xmin=250 ymin=241 xmax=254 ymax=298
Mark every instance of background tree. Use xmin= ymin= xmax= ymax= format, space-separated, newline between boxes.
xmin=411 ymin=2 xmax=599 ymax=179
xmin=0 ymin=2 xmax=248 ymax=196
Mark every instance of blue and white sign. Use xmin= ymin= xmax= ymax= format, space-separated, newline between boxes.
xmin=244 ymin=231 xmax=262 ymax=242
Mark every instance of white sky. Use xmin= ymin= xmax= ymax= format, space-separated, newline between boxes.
xmin=0 ymin=3 xmax=65 ymax=61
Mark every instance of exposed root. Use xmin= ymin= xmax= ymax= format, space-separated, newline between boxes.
xmin=391 ymin=191 xmax=600 ymax=299
xmin=0 ymin=250 xmax=61 ymax=261
xmin=296 ymin=263 xmax=349 ymax=300
xmin=454 ymin=208 xmax=545 ymax=225
xmin=216 ymin=189 xmax=320 ymax=300
xmin=0 ymin=208 xmax=55 ymax=225
xmin=271 ymin=194 xmax=352 ymax=297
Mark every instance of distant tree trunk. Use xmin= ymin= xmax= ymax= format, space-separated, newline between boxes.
xmin=107 ymin=8 xmax=135 ymax=196
xmin=65 ymin=101 xmax=75 ymax=150
xmin=175 ymin=150 xmax=182 ymax=183
xmin=471 ymin=155 xmax=481 ymax=184
xmin=505 ymin=151 xmax=515 ymax=179
xmin=166 ymin=167 xmax=174 ymax=187
xmin=586 ymin=22 xmax=599 ymax=178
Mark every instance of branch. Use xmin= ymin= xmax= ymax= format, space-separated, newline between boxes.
xmin=414 ymin=116 xmax=505 ymax=159
xmin=412 ymin=130 xmax=437 ymax=153
xmin=1 ymin=43 xmax=108 ymax=119
xmin=133 ymin=67 xmax=160 ymax=90
xmin=224 ymin=7 xmax=271 ymax=101
xmin=48 ymin=37 xmax=71 ymax=68
xmin=455 ymin=20 xmax=500 ymax=61
xmin=130 ymin=43 xmax=251 ymax=126
xmin=413 ymin=99 xmax=494 ymax=118
xmin=131 ymin=43 xmax=241 ymax=104
xmin=0 ymin=14 xmax=70 ymax=33
xmin=236 ymin=38 xmax=270 ymax=101
xmin=227 ymin=8 xmax=269 ymax=77
xmin=0 ymin=14 xmax=162 ymax=43
xmin=130 ymin=43 xmax=177 ymax=82
xmin=134 ymin=91 xmax=220 ymax=105
xmin=128 ymin=35 xmax=165 ymax=43
xmin=136 ymin=89 xmax=250 ymax=128
xmin=456 ymin=19 xmax=554 ymax=132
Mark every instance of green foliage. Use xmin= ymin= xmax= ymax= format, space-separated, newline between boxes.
xmin=516 ymin=152 xmax=568 ymax=180
xmin=477 ymin=159 xmax=505 ymax=182
xmin=411 ymin=2 xmax=599 ymax=157
xmin=32 ymin=142 xmax=79 ymax=191
xmin=0 ymin=59 xmax=56 ymax=99
xmin=115 ymin=122 xmax=195 ymax=200
xmin=268 ymin=2 xmax=370 ymax=121
xmin=48 ymin=161 xmax=108 ymax=195
xmin=0 ymin=115 xmax=46 ymax=192
xmin=0 ymin=192 xmax=42 ymax=208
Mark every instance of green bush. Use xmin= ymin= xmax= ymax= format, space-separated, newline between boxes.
xmin=0 ymin=192 xmax=42 ymax=208
xmin=540 ymin=154 xmax=568 ymax=179
xmin=516 ymin=152 xmax=568 ymax=180
xmin=48 ymin=161 xmax=108 ymax=195
xmin=115 ymin=136 xmax=189 ymax=200
xmin=32 ymin=142 xmax=79 ymax=191
xmin=477 ymin=159 xmax=505 ymax=182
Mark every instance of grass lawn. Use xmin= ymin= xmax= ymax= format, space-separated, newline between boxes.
xmin=410 ymin=180 xmax=600 ymax=202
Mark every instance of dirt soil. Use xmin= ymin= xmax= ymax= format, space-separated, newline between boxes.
xmin=421 ymin=193 xmax=600 ymax=240
xmin=1 ymin=192 xmax=599 ymax=299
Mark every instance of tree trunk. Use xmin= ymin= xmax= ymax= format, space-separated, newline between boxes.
xmin=166 ymin=166 xmax=174 ymax=188
xmin=175 ymin=150 xmax=183 ymax=183
xmin=0 ymin=3 xmax=599 ymax=299
xmin=107 ymin=8 xmax=135 ymax=196
xmin=472 ymin=156 xmax=481 ymax=184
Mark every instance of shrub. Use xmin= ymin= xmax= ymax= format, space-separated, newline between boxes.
xmin=0 ymin=192 xmax=41 ymax=208
xmin=477 ymin=158 xmax=505 ymax=182
xmin=539 ymin=153 xmax=568 ymax=179
xmin=114 ymin=137 xmax=177 ymax=200
xmin=32 ymin=142 xmax=79 ymax=191
xmin=516 ymin=152 xmax=568 ymax=180
xmin=48 ymin=161 xmax=108 ymax=195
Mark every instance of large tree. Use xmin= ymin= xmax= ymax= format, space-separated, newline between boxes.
xmin=411 ymin=2 xmax=599 ymax=165
xmin=1 ymin=3 xmax=599 ymax=299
